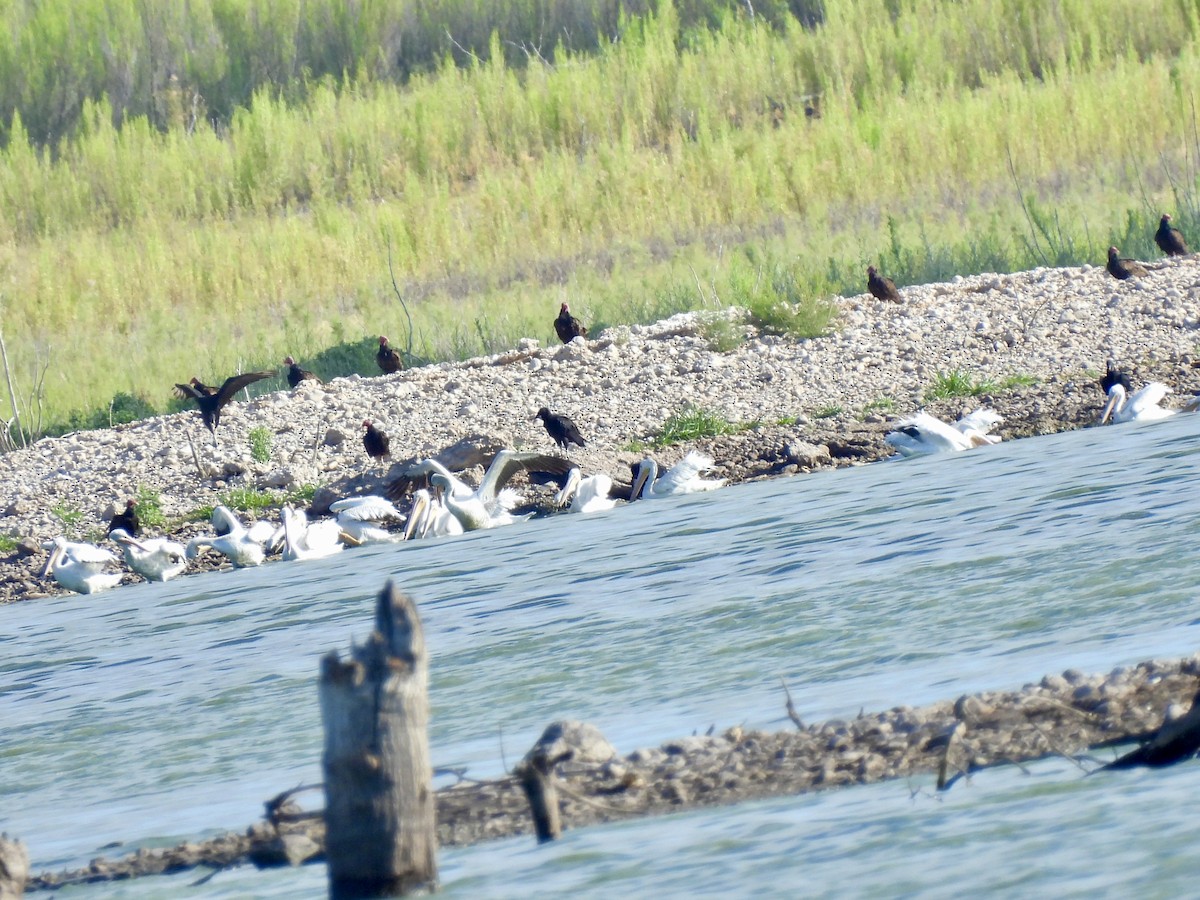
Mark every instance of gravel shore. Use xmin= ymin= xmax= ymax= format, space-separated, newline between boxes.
xmin=3 ymin=256 xmax=1200 ymax=602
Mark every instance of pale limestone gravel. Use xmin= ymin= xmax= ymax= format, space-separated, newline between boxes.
xmin=2 ymin=255 xmax=1199 ymax=543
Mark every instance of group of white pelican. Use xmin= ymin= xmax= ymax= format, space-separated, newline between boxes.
xmin=885 ymin=367 xmax=1200 ymax=460
xmin=41 ymin=449 xmax=728 ymax=595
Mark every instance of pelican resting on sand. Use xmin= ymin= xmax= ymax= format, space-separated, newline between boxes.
xmin=884 ymin=410 xmax=1003 ymax=456
xmin=42 ymin=537 xmax=123 ymax=594
xmin=186 ymin=505 xmax=275 ymax=567
xmin=279 ymin=505 xmax=344 ymax=560
xmin=630 ymin=451 xmax=726 ymax=500
xmin=555 ymin=468 xmax=619 ymax=514
xmin=1097 ymin=382 xmax=1195 ymax=424
xmin=329 ymin=495 xmax=405 ymax=545
xmin=109 ymin=528 xmax=187 ymax=582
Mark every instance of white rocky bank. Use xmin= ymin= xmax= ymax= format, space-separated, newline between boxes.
xmin=3 ymin=256 xmax=1200 ymax=560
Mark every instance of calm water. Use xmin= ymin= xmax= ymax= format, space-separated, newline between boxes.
xmin=3 ymin=413 xmax=1200 ymax=896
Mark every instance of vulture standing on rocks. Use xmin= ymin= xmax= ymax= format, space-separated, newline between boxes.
xmin=1106 ymin=246 xmax=1148 ymax=280
xmin=362 ymin=420 xmax=391 ymax=465
xmin=174 ymin=371 xmax=273 ymax=445
xmin=1155 ymin=213 xmax=1190 ymax=257
xmin=535 ymin=407 xmax=587 ymax=450
xmin=376 ymin=336 xmax=403 ymax=374
xmin=283 ymin=356 xmax=320 ymax=389
xmin=554 ymin=303 xmax=588 ymax=343
xmin=1099 ymin=361 xmax=1134 ymax=397
xmin=867 ymin=266 xmax=902 ymax=303
xmin=107 ymin=499 xmax=140 ymax=537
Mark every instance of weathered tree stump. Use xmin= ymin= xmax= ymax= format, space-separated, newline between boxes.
xmin=0 ymin=833 xmax=29 ymax=900
xmin=319 ymin=582 xmax=436 ymax=898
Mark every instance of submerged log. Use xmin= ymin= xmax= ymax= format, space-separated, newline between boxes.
xmin=0 ymin=834 xmax=29 ymax=900
xmin=1104 ymin=686 xmax=1200 ymax=770
xmin=319 ymin=582 xmax=437 ymax=898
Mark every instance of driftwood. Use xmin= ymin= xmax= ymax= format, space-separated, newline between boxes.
xmin=0 ymin=833 xmax=29 ymax=900
xmin=319 ymin=582 xmax=437 ymax=898
xmin=1103 ymin=687 xmax=1200 ymax=770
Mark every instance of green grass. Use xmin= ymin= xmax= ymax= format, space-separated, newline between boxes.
xmin=248 ymin=426 xmax=273 ymax=464
xmin=134 ymin=486 xmax=167 ymax=530
xmin=0 ymin=0 xmax=1197 ymax=435
xmin=219 ymin=487 xmax=280 ymax=513
xmin=860 ymin=397 xmax=896 ymax=419
xmin=50 ymin=503 xmax=82 ymax=530
xmin=652 ymin=404 xmax=742 ymax=447
xmin=925 ymin=370 xmax=1040 ymax=402
xmin=0 ymin=533 xmax=18 ymax=554
xmin=699 ymin=314 xmax=746 ymax=353
xmin=813 ymin=405 xmax=843 ymax=419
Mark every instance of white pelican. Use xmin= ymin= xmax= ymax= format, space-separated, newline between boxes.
xmin=186 ymin=505 xmax=274 ymax=567
xmin=884 ymin=411 xmax=1000 ymax=456
xmin=403 ymin=488 xmax=465 ymax=540
xmin=279 ymin=505 xmax=344 ymax=561
xmin=1098 ymin=382 xmax=1176 ymax=424
xmin=555 ymin=468 xmax=618 ymax=514
xmin=953 ymin=408 xmax=1004 ymax=445
xmin=329 ymin=495 xmax=404 ymax=545
xmin=109 ymin=528 xmax=188 ymax=582
xmin=429 ymin=473 xmax=533 ymax=531
xmin=41 ymin=537 xmax=124 ymax=594
xmin=630 ymin=451 xmax=726 ymax=500
xmin=397 ymin=450 xmax=573 ymax=511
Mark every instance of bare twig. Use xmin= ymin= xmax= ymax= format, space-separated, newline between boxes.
xmin=0 ymin=326 xmax=28 ymax=449
xmin=779 ymin=676 xmax=804 ymax=730
xmin=386 ymin=237 xmax=416 ymax=362
xmin=185 ymin=427 xmax=208 ymax=479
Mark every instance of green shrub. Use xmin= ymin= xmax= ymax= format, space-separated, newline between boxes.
xmin=220 ymin=487 xmax=278 ymax=513
xmin=134 ymin=486 xmax=167 ymax=529
xmin=248 ymin=426 xmax=273 ymax=464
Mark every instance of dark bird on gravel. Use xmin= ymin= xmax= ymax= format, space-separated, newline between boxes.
xmin=867 ymin=265 xmax=902 ymax=303
xmin=174 ymin=371 xmax=273 ymax=445
xmin=107 ymin=499 xmax=140 ymax=537
xmin=1155 ymin=213 xmax=1190 ymax=257
xmin=554 ymin=302 xmax=588 ymax=344
xmin=1099 ymin=360 xmax=1133 ymax=396
xmin=283 ymin=356 xmax=320 ymax=389
xmin=535 ymin=407 xmax=587 ymax=450
xmin=1106 ymin=246 xmax=1148 ymax=280
xmin=362 ymin=419 xmax=391 ymax=464
xmin=376 ymin=336 xmax=403 ymax=374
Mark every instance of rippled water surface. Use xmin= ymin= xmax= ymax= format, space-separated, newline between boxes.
xmin=4 ymin=413 xmax=1200 ymax=895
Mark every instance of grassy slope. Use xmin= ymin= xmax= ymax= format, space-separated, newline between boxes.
xmin=1 ymin=0 xmax=1199 ymax=436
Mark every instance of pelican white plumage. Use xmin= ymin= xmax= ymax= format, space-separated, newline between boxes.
xmin=186 ymin=504 xmax=274 ymax=567
xmin=398 ymin=450 xmax=572 ymax=512
xmin=1098 ymin=382 xmax=1176 ymax=424
xmin=109 ymin=528 xmax=187 ymax=582
xmin=329 ymin=495 xmax=404 ymax=545
xmin=885 ymin=411 xmax=1000 ymax=457
xmin=555 ymin=468 xmax=618 ymax=514
xmin=430 ymin=473 xmax=532 ymax=531
xmin=403 ymin=488 xmax=465 ymax=540
xmin=630 ymin=450 xmax=726 ymax=500
xmin=41 ymin=536 xmax=124 ymax=594
xmin=279 ymin=505 xmax=344 ymax=561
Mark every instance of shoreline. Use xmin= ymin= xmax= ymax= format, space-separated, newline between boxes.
xmin=25 ymin=653 xmax=1200 ymax=890
xmin=3 ymin=256 xmax=1200 ymax=604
